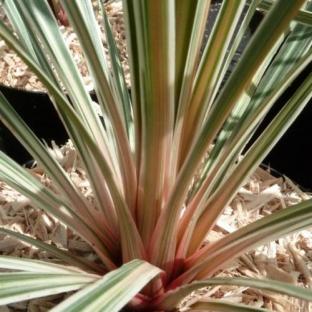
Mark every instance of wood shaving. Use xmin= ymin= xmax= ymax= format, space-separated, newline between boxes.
xmin=0 ymin=1 xmax=129 ymax=92
xmin=1 ymin=1 xmax=312 ymax=311
xmin=179 ymin=166 xmax=312 ymax=312
xmin=1 ymin=141 xmax=312 ymax=311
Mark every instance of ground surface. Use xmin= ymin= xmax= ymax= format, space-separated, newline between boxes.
xmin=1 ymin=1 xmax=312 ymax=311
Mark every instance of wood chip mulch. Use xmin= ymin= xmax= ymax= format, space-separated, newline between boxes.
xmin=1 ymin=1 xmax=312 ymax=311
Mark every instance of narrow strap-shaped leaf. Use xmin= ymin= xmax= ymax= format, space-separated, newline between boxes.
xmin=150 ymin=0 xmax=304 ymax=273
xmin=206 ymin=0 xmax=262 ymax=113
xmin=2 ymin=0 xmax=57 ymax=82
xmin=211 ymin=3 xmax=312 ymax=173
xmin=0 ymin=91 xmax=116 ymax=249
xmin=258 ymin=0 xmax=312 ymax=25
xmin=0 ymin=19 xmax=145 ymax=263
xmin=178 ymin=1 xmax=261 ymax=206
xmin=174 ymin=0 xmax=199 ymax=109
xmin=61 ymin=0 xmax=137 ymax=211
xmin=159 ymin=277 xmax=312 ymax=310
xmin=203 ymin=19 xmax=312 ymax=195
xmin=99 ymin=0 xmax=134 ymax=146
xmin=1 ymin=0 xmax=117 ymax=236
xmin=15 ymin=0 xmax=121 ymax=228
xmin=15 ymin=1 xmax=110 ymax=155
xmin=131 ymin=1 xmax=175 ymax=245
xmin=3 ymin=0 xmax=37 ymax=58
xmin=246 ymin=3 xmax=312 ymax=113
xmin=189 ymin=300 xmax=269 ymax=312
xmin=122 ymin=0 xmax=142 ymax=169
xmin=174 ymin=0 xmax=209 ymax=114
xmin=0 ymin=255 xmax=86 ymax=273
xmin=0 ymin=228 xmax=103 ymax=274
xmin=170 ymin=196 xmax=312 ymax=287
xmin=171 ymin=0 xmax=210 ymax=184
xmin=176 ymin=52 xmax=312 ymax=259
xmin=51 ymin=260 xmax=162 ymax=312
xmin=0 ymin=272 xmax=97 ymax=306
xmin=0 ymin=152 xmax=116 ymax=270
xmin=187 ymin=71 xmax=312 ymax=255
xmin=177 ymin=0 xmax=246 ymax=166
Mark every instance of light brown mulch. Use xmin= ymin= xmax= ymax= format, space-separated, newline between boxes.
xmin=1 ymin=141 xmax=312 ymax=311
xmin=1 ymin=1 xmax=312 ymax=311
xmin=0 ymin=1 xmax=129 ymax=91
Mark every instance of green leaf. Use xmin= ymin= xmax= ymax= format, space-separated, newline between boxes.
xmin=0 ymin=91 xmax=115 ymax=250
xmin=188 ymin=70 xmax=312 ymax=255
xmin=170 ymin=197 xmax=312 ymax=287
xmin=171 ymin=0 xmax=210 ymax=182
xmin=2 ymin=0 xmax=57 ymax=81
xmin=51 ymin=260 xmax=162 ymax=312
xmin=177 ymin=0 xmax=246 ymax=166
xmin=16 ymin=0 xmax=109 ymax=149
xmin=130 ymin=1 xmax=175 ymax=245
xmin=174 ymin=0 xmax=209 ymax=114
xmin=99 ymin=0 xmax=134 ymax=146
xmin=0 ymin=152 xmax=116 ymax=270
xmin=14 ymin=0 xmax=121 ymax=232
xmin=150 ymin=0 xmax=305 ymax=274
xmin=190 ymin=24 xmax=311 ymax=207
xmin=0 ymin=17 xmax=145 ymax=263
xmin=0 ymin=255 xmax=86 ymax=273
xmin=159 ymin=277 xmax=312 ymax=310
xmin=177 ymin=51 xmax=312 ymax=259
xmin=122 ymin=0 xmax=142 ymax=168
xmin=0 ymin=228 xmax=103 ymax=274
xmin=258 ymin=0 xmax=312 ymax=25
xmin=0 ymin=272 xmax=97 ymax=306
xmin=61 ymin=0 xmax=137 ymax=212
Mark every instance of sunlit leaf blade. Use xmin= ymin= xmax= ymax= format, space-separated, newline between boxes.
xmin=131 ymin=1 xmax=175 ymax=245
xmin=3 ymin=0 xmax=36 ymax=58
xmin=159 ymin=277 xmax=312 ymax=310
xmin=122 ymin=0 xmax=142 ymax=168
xmin=0 ymin=17 xmax=119 ymax=238
xmin=0 ymin=19 xmax=145 ymax=263
xmin=247 ymin=4 xmax=312 ymax=110
xmin=0 ymin=228 xmax=103 ymax=274
xmin=51 ymin=260 xmax=162 ymax=312
xmin=0 ymin=91 xmax=112 ymax=247
xmin=177 ymin=0 xmax=246 ymax=166
xmin=189 ymin=14 xmax=312 ymax=205
xmin=170 ymin=197 xmax=312 ymax=287
xmin=0 ymin=272 xmax=97 ymax=306
xmin=174 ymin=0 xmax=198 ymax=108
xmin=207 ymin=0 xmax=261 ymax=109
xmin=61 ymin=0 xmax=137 ymax=212
xmin=189 ymin=300 xmax=269 ymax=312
xmin=2 ymin=0 xmax=57 ymax=82
xmin=16 ymin=0 xmax=109 ymax=150
xmin=0 ymin=255 xmax=86 ymax=273
xmin=203 ymin=8 xmax=312 ymax=193
xmin=99 ymin=1 xmax=133 ymax=146
xmin=174 ymin=0 xmax=209 ymax=113
xmin=171 ymin=0 xmax=210 ymax=182
xmin=0 ymin=152 xmax=116 ymax=270
xmin=188 ymin=71 xmax=312 ymax=254
xmin=177 ymin=52 xmax=312 ymax=259
xmin=15 ymin=0 xmax=121 ymax=231
xmin=150 ymin=0 xmax=305 ymax=273
xmin=258 ymin=0 xmax=312 ymax=25
xmin=211 ymin=3 xmax=312 ymax=179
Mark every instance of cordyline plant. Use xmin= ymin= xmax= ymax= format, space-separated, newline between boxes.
xmin=0 ymin=0 xmax=312 ymax=311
